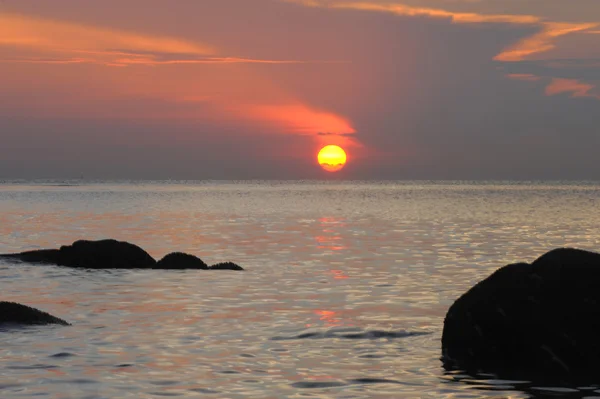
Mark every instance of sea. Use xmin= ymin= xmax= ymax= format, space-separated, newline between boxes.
xmin=1 ymin=180 xmax=600 ymax=399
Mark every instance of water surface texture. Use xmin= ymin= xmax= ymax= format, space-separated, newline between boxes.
xmin=2 ymin=181 xmax=600 ymax=398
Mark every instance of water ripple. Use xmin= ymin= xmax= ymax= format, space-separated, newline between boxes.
xmin=2 ymin=181 xmax=600 ymax=398
xmin=271 ymin=328 xmax=431 ymax=341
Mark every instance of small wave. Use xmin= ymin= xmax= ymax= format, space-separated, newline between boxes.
xmin=271 ymin=328 xmax=431 ymax=341
xmin=0 ymin=383 xmax=22 ymax=390
xmin=189 ymin=388 xmax=220 ymax=394
xmin=443 ymin=370 xmax=600 ymax=397
xmin=350 ymin=378 xmax=423 ymax=386
xmin=292 ymin=377 xmax=420 ymax=389
xmin=7 ymin=364 xmax=59 ymax=370
xmin=291 ymin=381 xmax=347 ymax=388
xmin=0 ymin=323 xmax=65 ymax=332
xmin=49 ymin=352 xmax=76 ymax=358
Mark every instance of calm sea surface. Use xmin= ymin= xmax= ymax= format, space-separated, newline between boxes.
xmin=2 ymin=180 xmax=600 ymax=398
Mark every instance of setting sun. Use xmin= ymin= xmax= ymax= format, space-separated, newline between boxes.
xmin=318 ymin=145 xmax=347 ymax=172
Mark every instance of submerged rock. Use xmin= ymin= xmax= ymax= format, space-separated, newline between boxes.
xmin=442 ymin=247 xmax=600 ymax=384
xmin=209 ymin=262 xmax=244 ymax=271
xmin=0 ymin=239 xmax=244 ymax=270
xmin=155 ymin=253 xmax=243 ymax=270
xmin=0 ymin=301 xmax=70 ymax=326
xmin=156 ymin=252 xmax=208 ymax=269
xmin=5 ymin=249 xmax=63 ymax=264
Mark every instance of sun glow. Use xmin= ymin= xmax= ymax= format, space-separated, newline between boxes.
xmin=318 ymin=145 xmax=347 ymax=172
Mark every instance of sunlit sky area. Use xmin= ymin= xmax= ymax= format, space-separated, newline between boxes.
xmin=1 ymin=0 xmax=599 ymax=179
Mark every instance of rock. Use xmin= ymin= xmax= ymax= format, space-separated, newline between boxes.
xmin=0 ymin=302 xmax=70 ymax=326
xmin=155 ymin=254 xmax=244 ymax=270
xmin=61 ymin=239 xmax=157 ymax=269
xmin=0 ymin=239 xmax=156 ymax=269
xmin=209 ymin=261 xmax=244 ymax=271
xmin=156 ymin=252 xmax=208 ymax=269
xmin=2 ymin=249 xmax=62 ymax=264
xmin=0 ymin=239 xmax=244 ymax=270
xmin=442 ymin=248 xmax=600 ymax=384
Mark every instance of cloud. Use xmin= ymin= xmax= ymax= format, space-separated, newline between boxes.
xmin=2 ymin=0 xmax=600 ymax=179
xmin=104 ymin=56 xmax=342 ymax=67
xmin=545 ymin=78 xmax=600 ymax=100
xmin=246 ymin=104 xmax=355 ymax=134
xmin=0 ymin=57 xmax=91 ymax=64
xmin=507 ymin=73 xmax=541 ymax=81
xmin=285 ymin=0 xmax=600 ymax=111
xmin=0 ymin=12 xmax=339 ymax=66
xmin=284 ymin=0 xmax=598 ymax=63
xmin=284 ymin=0 xmax=540 ymax=24
xmin=495 ymin=22 xmax=597 ymax=62
xmin=242 ymin=103 xmax=361 ymax=148
xmin=0 ymin=55 xmax=335 ymax=66
xmin=330 ymin=2 xmax=539 ymax=24
xmin=317 ymin=132 xmax=355 ymax=136
xmin=0 ymin=12 xmax=212 ymax=56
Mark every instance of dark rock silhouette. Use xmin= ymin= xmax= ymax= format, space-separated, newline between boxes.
xmin=209 ymin=261 xmax=244 ymax=271
xmin=0 ymin=301 xmax=70 ymax=326
xmin=7 ymin=248 xmax=63 ymax=264
xmin=442 ymin=247 xmax=600 ymax=384
xmin=0 ymin=239 xmax=244 ymax=270
xmin=0 ymin=239 xmax=156 ymax=269
xmin=156 ymin=252 xmax=208 ymax=269
xmin=155 ymin=253 xmax=243 ymax=270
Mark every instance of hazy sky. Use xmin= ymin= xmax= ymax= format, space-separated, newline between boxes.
xmin=1 ymin=0 xmax=599 ymax=179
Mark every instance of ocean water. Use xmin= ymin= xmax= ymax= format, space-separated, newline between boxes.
xmin=1 ymin=180 xmax=600 ymax=399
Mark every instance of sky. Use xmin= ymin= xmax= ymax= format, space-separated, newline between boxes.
xmin=1 ymin=0 xmax=599 ymax=180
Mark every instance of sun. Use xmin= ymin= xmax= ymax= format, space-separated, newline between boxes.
xmin=317 ymin=145 xmax=347 ymax=172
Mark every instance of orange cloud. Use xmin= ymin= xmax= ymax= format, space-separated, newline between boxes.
xmin=330 ymin=2 xmax=540 ymax=24
xmin=507 ymin=73 xmax=541 ymax=81
xmin=285 ymin=1 xmax=598 ymax=62
xmin=0 ymin=12 xmax=212 ymax=57
xmin=545 ymin=78 xmax=600 ymax=100
xmin=495 ymin=22 xmax=597 ymax=62
xmin=0 ymin=10 xmax=363 ymax=154
xmin=0 ymin=12 xmax=331 ymax=67
xmin=243 ymin=104 xmax=361 ymax=147
xmin=285 ymin=0 xmax=540 ymax=24
xmin=105 ymin=56 xmax=337 ymax=67
xmin=0 ymin=57 xmax=92 ymax=64
xmin=1 ymin=56 xmax=331 ymax=67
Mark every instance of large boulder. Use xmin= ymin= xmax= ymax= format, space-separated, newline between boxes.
xmin=0 ymin=302 xmax=70 ymax=326
xmin=442 ymin=248 xmax=600 ymax=384
xmin=0 ymin=239 xmax=156 ymax=269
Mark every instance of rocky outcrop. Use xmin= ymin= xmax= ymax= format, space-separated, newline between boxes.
xmin=0 ymin=239 xmax=155 ymax=269
xmin=209 ymin=261 xmax=244 ymax=271
xmin=156 ymin=252 xmax=208 ymax=269
xmin=154 ymin=253 xmax=242 ymax=270
xmin=0 ymin=302 xmax=70 ymax=326
xmin=0 ymin=239 xmax=244 ymax=270
xmin=442 ymin=248 xmax=600 ymax=384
